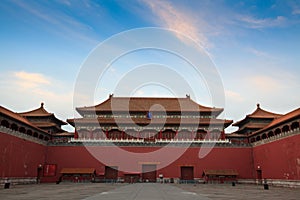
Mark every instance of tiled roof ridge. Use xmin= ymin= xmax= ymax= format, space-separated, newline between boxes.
xmin=0 ymin=105 xmax=30 ymax=124
xmin=233 ymin=103 xmax=282 ymax=126
xmin=247 ymin=103 xmax=282 ymax=118
xmin=76 ymin=95 xmax=223 ymax=112
xmin=0 ymin=105 xmax=48 ymax=133
xmin=19 ymin=102 xmax=67 ymax=125
xmin=18 ymin=102 xmax=52 ymax=116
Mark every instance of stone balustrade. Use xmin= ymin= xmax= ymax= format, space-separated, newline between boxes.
xmin=0 ymin=126 xmax=47 ymax=145
xmin=253 ymin=128 xmax=300 ymax=146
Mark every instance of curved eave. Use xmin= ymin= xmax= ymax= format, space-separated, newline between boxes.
xmin=226 ymin=133 xmax=248 ymax=138
xmin=52 ymin=115 xmax=68 ymax=126
xmin=53 ymin=132 xmax=74 ymax=137
xmin=234 ymin=123 xmax=267 ymax=133
xmin=21 ymin=113 xmax=67 ymax=126
xmin=233 ymin=116 xmax=277 ymax=127
xmin=20 ymin=113 xmax=53 ymax=117
xmin=67 ymin=118 xmax=76 ymax=126
xmin=76 ymin=98 xmax=111 ymax=116
xmin=34 ymin=123 xmax=58 ymax=128
xmin=46 ymin=114 xmax=68 ymax=126
xmin=223 ymin=120 xmax=233 ymax=128
xmin=207 ymin=108 xmax=224 ymax=117
xmin=76 ymin=108 xmax=223 ymax=115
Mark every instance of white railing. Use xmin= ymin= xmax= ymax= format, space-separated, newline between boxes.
xmin=155 ymin=138 xmax=230 ymax=143
xmin=0 ymin=177 xmax=37 ymax=185
xmin=69 ymin=137 xmax=230 ymax=144
xmin=69 ymin=138 xmax=144 ymax=143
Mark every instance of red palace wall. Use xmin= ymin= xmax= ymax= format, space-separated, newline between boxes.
xmin=44 ymin=145 xmax=254 ymax=182
xmin=43 ymin=146 xmax=103 ymax=182
xmin=253 ymin=134 xmax=300 ymax=180
xmin=4 ymin=128 xmax=299 ymax=183
xmin=0 ymin=132 xmax=46 ymax=178
xmin=156 ymin=147 xmax=254 ymax=179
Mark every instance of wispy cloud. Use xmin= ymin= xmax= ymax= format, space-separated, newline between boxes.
xmin=133 ymin=89 xmax=145 ymax=96
xmin=141 ymin=0 xmax=210 ymax=48
xmin=246 ymin=73 xmax=298 ymax=95
xmin=289 ymin=1 xmax=300 ymax=15
xmin=225 ymin=90 xmax=244 ymax=102
xmin=14 ymin=71 xmax=51 ymax=89
xmin=237 ymin=15 xmax=287 ymax=29
xmin=247 ymin=48 xmax=273 ymax=59
xmin=11 ymin=0 xmax=99 ymax=45
xmin=57 ymin=0 xmax=71 ymax=7
xmin=292 ymin=9 xmax=300 ymax=15
xmin=2 ymin=71 xmax=71 ymax=99
xmin=248 ymin=75 xmax=281 ymax=93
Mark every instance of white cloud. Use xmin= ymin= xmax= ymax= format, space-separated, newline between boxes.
xmin=237 ymin=15 xmax=287 ymax=29
xmin=108 ymin=67 xmax=116 ymax=73
xmin=290 ymin=2 xmax=300 ymax=15
xmin=292 ymin=8 xmax=300 ymax=15
xmin=222 ymin=68 xmax=300 ymax=133
xmin=133 ymin=89 xmax=145 ymax=96
xmin=14 ymin=71 xmax=51 ymax=89
xmin=292 ymin=7 xmax=300 ymax=15
xmin=225 ymin=90 xmax=244 ymax=102
xmin=247 ymin=75 xmax=282 ymax=93
xmin=142 ymin=0 xmax=210 ymax=48
xmin=0 ymin=71 xmax=74 ymax=131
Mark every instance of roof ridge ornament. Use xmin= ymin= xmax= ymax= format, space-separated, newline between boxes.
xmin=257 ymin=103 xmax=260 ymax=108
xmin=186 ymin=94 xmax=190 ymax=99
xmin=41 ymin=102 xmax=44 ymax=108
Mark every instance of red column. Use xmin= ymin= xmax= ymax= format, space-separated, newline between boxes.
xmin=89 ymin=130 xmax=93 ymax=139
xmin=159 ymin=130 xmax=162 ymax=139
xmin=207 ymin=131 xmax=210 ymax=140
xmin=221 ymin=131 xmax=225 ymax=140
xmin=74 ymin=128 xmax=78 ymax=139
xmin=105 ymin=129 xmax=108 ymax=139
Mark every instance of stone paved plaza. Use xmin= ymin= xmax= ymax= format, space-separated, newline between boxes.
xmin=0 ymin=183 xmax=299 ymax=200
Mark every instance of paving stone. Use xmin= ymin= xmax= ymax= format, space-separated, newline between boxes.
xmin=0 ymin=183 xmax=299 ymax=200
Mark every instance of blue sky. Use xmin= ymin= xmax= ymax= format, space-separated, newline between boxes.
xmin=0 ymin=0 xmax=300 ymax=132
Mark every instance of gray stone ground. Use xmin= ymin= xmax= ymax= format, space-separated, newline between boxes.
xmin=0 ymin=182 xmax=299 ymax=200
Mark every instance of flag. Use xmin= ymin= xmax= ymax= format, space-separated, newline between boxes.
xmin=147 ymin=112 xmax=152 ymax=119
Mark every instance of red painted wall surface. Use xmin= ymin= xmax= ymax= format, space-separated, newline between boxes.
xmin=2 ymin=130 xmax=300 ymax=183
xmin=253 ymin=134 xmax=300 ymax=180
xmin=45 ymin=145 xmax=254 ymax=182
xmin=0 ymin=132 xmax=46 ymax=178
xmin=158 ymin=147 xmax=254 ymax=179
xmin=43 ymin=146 xmax=104 ymax=182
